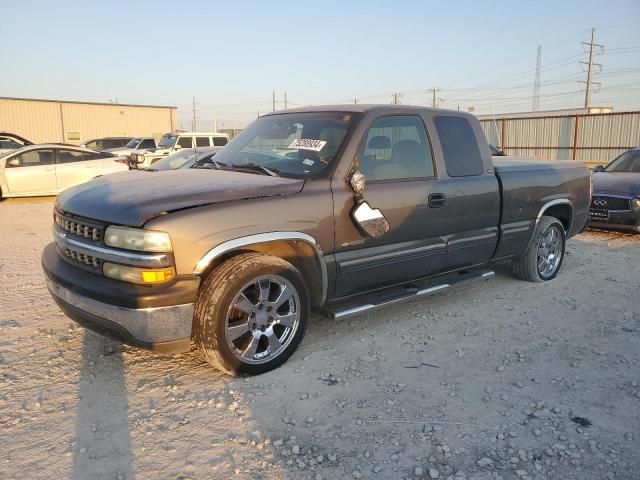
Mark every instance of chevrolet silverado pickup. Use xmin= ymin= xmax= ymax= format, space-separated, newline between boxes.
xmin=42 ymin=105 xmax=591 ymax=375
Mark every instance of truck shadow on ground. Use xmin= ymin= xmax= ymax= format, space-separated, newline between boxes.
xmin=73 ymin=332 xmax=134 ymax=480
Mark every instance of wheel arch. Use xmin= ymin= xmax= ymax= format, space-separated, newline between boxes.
xmin=537 ymin=199 xmax=573 ymax=234
xmin=193 ymin=233 xmax=328 ymax=308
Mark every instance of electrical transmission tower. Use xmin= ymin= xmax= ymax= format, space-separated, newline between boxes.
xmin=579 ymin=27 xmax=604 ymax=109
xmin=532 ymin=45 xmax=542 ymax=111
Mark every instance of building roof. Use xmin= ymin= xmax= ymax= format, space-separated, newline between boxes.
xmin=0 ymin=96 xmax=176 ymax=109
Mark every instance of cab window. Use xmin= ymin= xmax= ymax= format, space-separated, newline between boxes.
xmin=359 ymin=115 xmax=434 ymax=181
xmin=177 ymin=137 xmax=193 ymax=148
xmin=195 ymin=137 xmax=210 ymax=147
xmin=213 ymin=136 xmax=228 ymax=146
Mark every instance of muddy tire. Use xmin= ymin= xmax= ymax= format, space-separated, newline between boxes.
xmin=513 ymin=215 xmax=566 ymax=282
xmin=193 ymin=253 xmax=309 ymax=376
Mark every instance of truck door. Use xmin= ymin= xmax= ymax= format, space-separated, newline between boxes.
xmin=431 ymin=115 xmax=500 ymax=270
xmin=332 ymin=115 xmax=449 ymax=297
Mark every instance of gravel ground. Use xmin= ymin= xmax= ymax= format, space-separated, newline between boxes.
xmin=1 ymin=197 xmax=639 ymax=480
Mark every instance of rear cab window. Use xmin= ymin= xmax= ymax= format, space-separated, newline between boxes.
xmin=434 ymin=116 xmax=484 ymax=177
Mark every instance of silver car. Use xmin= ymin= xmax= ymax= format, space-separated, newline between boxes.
xmin=0 ymin=144 xmax=128 ymax=198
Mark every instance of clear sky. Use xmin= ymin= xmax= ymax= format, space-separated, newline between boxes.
xmin=2 ymin=0 xmax=639 ymax=128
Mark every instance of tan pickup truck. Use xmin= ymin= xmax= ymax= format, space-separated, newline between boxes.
xmin=42 ymin=105 xmax=591 ymax=375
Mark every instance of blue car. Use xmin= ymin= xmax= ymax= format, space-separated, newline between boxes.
xmin=589 ymin=148 xmax=640 ymax=233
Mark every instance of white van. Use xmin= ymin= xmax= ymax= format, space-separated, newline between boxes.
xmin=130 ymin=132 xmax=229 ymax=168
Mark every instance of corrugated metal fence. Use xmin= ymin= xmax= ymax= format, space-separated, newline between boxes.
xmin=479 ymin=111 xmax=640 ymax=165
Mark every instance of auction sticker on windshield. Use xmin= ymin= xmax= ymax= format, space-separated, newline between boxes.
xmin=288 ymin=139 xmax=327 ymax=152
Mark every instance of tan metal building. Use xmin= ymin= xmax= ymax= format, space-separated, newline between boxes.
xmin=0 ymin=97 xmax=177 ymax=145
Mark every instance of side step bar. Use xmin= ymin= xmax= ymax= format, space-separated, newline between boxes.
xmin=325 ymin=270 xmax=495 ymax=320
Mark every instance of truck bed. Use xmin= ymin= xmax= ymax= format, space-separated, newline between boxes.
xmin=492 ymin=156 xmax=591 ymax=260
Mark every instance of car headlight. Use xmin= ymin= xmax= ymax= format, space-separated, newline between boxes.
xmin=632 ymin=198 xmax=640 ymax=210
xmin=104 ymin=225 xmax=172 ymax=252
xmin=103 ymin=262 xmax=175 ymax=284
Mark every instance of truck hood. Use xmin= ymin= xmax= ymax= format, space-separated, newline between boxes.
xmin=592 ymin=172 xmax=640 ymax=197
xmin=56 ymin=169 xmax=305 ymax=227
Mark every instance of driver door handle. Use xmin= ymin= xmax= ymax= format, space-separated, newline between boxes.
xmin=428 ymin=193 xmax=447 ymax=208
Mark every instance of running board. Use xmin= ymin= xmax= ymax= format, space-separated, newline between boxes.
xmin=324 ymin=270 xmax=495 ymax=320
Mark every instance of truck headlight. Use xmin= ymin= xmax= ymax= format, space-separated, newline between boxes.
xmin=632 ymin=198 xmax=640 ymax=210
xmin=103 ymin=262 xmax=175 ymax=284
xmin=104 ymin=226 xmax=172 ymax=252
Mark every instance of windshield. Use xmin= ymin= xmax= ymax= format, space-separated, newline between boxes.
xmin=158 ymin=134 xmax=177 ymax=149
xmin=126 ymin=138 xmax=141 ymax=149
xmin=212 ymin=112 xmax=358 ymax=177
xmin=605 ymin=150 xmax=640 ymax=172
xmin=150 ymin=149 xmax=198 ymax=171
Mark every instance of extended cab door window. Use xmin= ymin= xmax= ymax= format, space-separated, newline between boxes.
xmin=3 ymin=149 xmax=56 ymax=194
xmin=434 ymin=116 xmax=484 ymax=177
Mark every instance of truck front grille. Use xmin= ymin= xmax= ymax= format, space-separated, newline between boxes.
xmin=591 ymin=196 xmax=630 ymax=211
xmin=61 ymin=247 xmax=102 ymax=269
xmin=54 ymin=212 xmax=102 ymax=241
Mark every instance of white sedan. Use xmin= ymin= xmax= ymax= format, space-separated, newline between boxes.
xmin=0 ymin=144 xmax=129 ymax=198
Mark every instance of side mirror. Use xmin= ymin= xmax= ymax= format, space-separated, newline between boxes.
xmin=173 ymin=144 xmax=182 ymax=151
xmin=7 ymin=159 xmax=20 ymax=167
xmin=593 ymin=165 xmax=605 ymax=172
xmin=351 ymin=201 xmax=390 ymax=238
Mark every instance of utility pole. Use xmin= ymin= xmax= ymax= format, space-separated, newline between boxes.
xmin=213 ymin=120 xmax=217 ymax=133
xmin=353 ymin=97 xmax=358 ymax=104
xmin=579 ymin=27 xmax=604 ymax=109
xmin=272 ymin=91 xmax=276 ymax=112
xmin=284 ymin=92 xmax=288 ymax=110
xmin=427 ymin=88 xmax=441 ymax=108
xmin=392 ymin=93 xmax=403 ymax=105
xmin=191 ymin=96 xmax=198 ymax=131
xmin=532 ymin=45 xmax=542 ymax=111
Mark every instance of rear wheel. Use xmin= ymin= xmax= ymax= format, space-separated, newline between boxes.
xmin=193 ymin=253 xmax=309 ymax=376
xmin=513 ymin=216 xmax=566 ymax=282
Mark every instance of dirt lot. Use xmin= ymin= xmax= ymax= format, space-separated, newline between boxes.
xmin=1 ymin=197 xmax=639 ymax=480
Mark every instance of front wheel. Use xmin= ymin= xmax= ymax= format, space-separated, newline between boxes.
xmin=512 ymin=216 xmax=566 ymax=282
xmin=193 ymin=253 xmax=309 ymax=376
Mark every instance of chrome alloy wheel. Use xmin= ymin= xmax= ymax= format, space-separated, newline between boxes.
xmin=225 ymin=274 xmax=300 ymax=364
xmin=536 ymin=225 xmax=563 ymax=279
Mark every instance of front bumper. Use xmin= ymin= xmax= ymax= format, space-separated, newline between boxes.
xmin=42 ymin=242 xmax=198 ymax=353
xmin=588 ymin=210 xmax=640 ymax=233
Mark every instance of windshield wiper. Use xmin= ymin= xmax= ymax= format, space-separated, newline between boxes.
xmin=231 ymin=162 xmax=279 ymax=176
